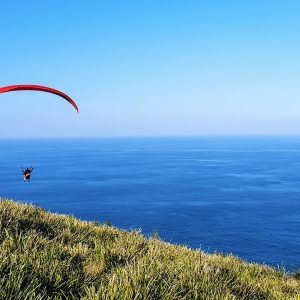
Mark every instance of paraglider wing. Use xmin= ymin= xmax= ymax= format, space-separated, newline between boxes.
xmin=0 ymin=85 xmax=79 ymax=113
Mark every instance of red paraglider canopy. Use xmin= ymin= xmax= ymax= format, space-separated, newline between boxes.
xmin=0 ymin=84 xmax=79 ymax=113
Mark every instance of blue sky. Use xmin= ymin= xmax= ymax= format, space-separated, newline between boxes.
xmin=0 ymin=1 xmax=300 ymax=137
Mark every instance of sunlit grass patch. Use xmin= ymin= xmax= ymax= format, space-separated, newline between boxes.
xmin=0 ymin=198 xmax=299 ymax=299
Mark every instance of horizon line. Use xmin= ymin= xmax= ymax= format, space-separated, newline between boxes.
xmin=2 ymin=134 xmax=300 ymax=140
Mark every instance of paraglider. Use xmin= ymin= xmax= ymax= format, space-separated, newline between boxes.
xmin=0 ymin=84 xmax=79 ymax=113
xmin=21 ymin=166 xmax=34 ymax=182
xmin=0 ymin=84 xmax=79 ymax=182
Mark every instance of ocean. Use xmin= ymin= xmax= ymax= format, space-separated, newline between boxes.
xmin=0 ymin=137 xmax=299 ymax=271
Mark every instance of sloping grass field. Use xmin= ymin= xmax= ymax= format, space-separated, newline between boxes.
xmin=0 ymin=199 xmax=299 ymax=299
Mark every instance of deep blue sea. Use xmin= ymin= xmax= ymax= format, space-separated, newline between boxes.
xmin=0 ymin=137 xmax=299 ymax=271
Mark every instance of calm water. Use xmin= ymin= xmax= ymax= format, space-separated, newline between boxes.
xmin=0 ymin=137 xmax=299 ymax=271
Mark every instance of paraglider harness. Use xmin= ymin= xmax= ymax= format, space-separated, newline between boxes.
xmin=22 ymin=166 xmax=33 ymax=182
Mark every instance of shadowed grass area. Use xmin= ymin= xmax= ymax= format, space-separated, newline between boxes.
xmin=0 ymin=199 xmax=299 ymax=299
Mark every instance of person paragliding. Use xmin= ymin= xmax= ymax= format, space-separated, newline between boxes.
xmin=22 ymin=166 xmax=34 ymax=182
xmin=0 ymin=84 xmax=79 ymax=183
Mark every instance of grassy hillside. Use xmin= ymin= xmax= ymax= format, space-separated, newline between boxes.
xmin=0 ymin=199 xmax=299 ymax=299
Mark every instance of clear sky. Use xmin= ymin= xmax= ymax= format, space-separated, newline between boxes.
xmin=1 ymin=1 xmax=300 ymax=138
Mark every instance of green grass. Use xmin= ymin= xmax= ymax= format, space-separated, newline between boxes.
xmin=0 ymin=199 xmax=299 ymax=299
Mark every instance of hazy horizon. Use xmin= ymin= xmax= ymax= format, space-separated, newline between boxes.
xmin=3 ymin=134 xmax=300 ymax=141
